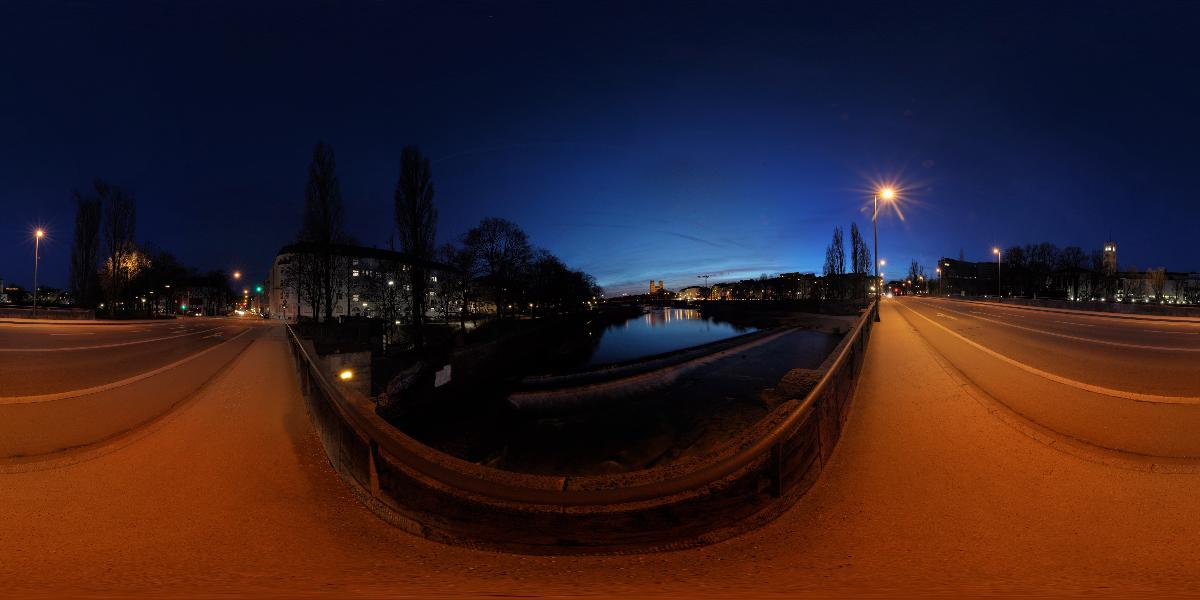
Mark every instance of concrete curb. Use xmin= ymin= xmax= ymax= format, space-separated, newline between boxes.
xmin=0 ymin=328 xmax=260 ymax=464
xmin=895 ymin=305 xmax=1200 ymax=473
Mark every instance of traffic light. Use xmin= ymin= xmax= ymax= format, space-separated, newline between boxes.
xmin=181 ymin=304 xmax=188 ymax=310
xmin=255 ymin=285 xmax=263 ymax=293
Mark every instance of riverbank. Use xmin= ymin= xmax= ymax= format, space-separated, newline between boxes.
xmin=385 ymin=303 xmax=847 ymax=476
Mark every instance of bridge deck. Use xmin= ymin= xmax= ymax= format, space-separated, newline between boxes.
xmin=2 ymin=305 xmax=1197 ymax=596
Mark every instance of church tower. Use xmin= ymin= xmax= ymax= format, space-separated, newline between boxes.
xmin=1102 ymin=241 xmax=1117 ymax=275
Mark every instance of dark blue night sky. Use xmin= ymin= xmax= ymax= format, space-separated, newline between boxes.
xmin=3 ymin=1 xmax=1198 ymax=294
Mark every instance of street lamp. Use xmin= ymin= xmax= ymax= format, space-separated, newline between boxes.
xmin=33 ymin=229 xmax=44 ymax=317
xmin=233 ymin=271 xmax=242 ymax=280
xmin=935 ymin=267 xmax=942 ymax=296
xmin=873 ymin=188 xmax=895 ymax=321
xmin=993 ymin=247 xmax=1002 ymax=299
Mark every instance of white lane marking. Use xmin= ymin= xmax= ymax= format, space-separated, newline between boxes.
xmin=898 ymin=302 xmax=1200 ymax=405
xmin=1054 ymin=320 xmax=1095 ymax=328
xmin=49 ymin=332 xmax=96 ymax=336
xmin=0 ymin=329 xmax=252 ymax=404
xmin=929 ymin=302 xmax=1200 ymax=352
xmin=0 ymin=326 xmax=228 ymax=352
xmin=936 ymin=312 xmax=959 ymax=321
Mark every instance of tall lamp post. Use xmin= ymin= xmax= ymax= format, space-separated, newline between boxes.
xmin=993 ymin=247 xmax=1002 ymax=299
xmin=873 ymin=188 xmax=895 ymax=321
xmin=935 ymin=267 xmax=942 ymax=296
xmin=32 ymin=229 xmax=44 ymax=317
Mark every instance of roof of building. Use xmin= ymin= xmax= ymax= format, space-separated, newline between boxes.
xmin=276 ymin=242 xmax=456 ymax=272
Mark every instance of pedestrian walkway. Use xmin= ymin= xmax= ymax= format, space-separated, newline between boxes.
xmin=3 ymin=307 xmax=1197 ymax=598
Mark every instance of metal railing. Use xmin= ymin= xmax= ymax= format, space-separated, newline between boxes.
xmin=284 ymin=298 xmax=876 ymax=510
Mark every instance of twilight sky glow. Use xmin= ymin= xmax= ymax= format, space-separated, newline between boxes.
xmin=3 ymin=1 xmax=1198 ymax=294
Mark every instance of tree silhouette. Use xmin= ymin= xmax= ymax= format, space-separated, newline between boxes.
xmin=394 ymin=146 xmax=438 ymax=347
xmin=850 ymin=222 xmax=871 ymax=298
xmin=69 ymin=185 xmax=103 ymax=308
xmin=99 ymin=179 xmax=136 ymax=315
xmin=299 ymin=141 xmax=346 ymax=321
xmin=463 ymin=217 xmax=532 ymax=320
xmin=823 ymin=226 xmax=845 ymax=298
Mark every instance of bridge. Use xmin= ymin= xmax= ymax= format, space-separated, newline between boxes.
xmin=2 ymin=299 xmax=1197 ymax=595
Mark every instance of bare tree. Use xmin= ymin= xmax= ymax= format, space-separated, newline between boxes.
xmin=907 ymin=259 xmax=924 ymax=292
xmin=850 ymin=222 xmax=871 ymax=298
xmin=823 ymin=226 xmax=845 ymax=298
xmin=1059 ymin=246 xmax=1087 ymax=299
xmin=1148 ymin=267 xmax=1167 ymax=301
xmin=299 ymin=141 xmax=346 ymax=321
xmin=463 ymin=217 xmax=532 ymax=320
xmin=394 ymin=146 xmax=438 ymax=346
xmin=99 ymin=179 xmax=136 ymax=315
xmin=69 ymin=186 xmax=103 ymax=308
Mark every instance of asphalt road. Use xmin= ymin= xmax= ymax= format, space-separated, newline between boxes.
xmin=0 ymin=317 xmax=253 ymax=397
xmin=894 ymin=296 xmax=1200 ymax=457
xmin=0 ymin=316 xmax=265 ymax=459
xmin=5 ymin=305 xmax=1200 ymax=597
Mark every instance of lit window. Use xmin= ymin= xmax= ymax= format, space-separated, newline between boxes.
xmin=430 ymin=276 xmax=437 ymax=283
xmin=352 ymin=270 xmax=360 ymax=277
xmin=352 ymin=294 xmax=359 ymax=301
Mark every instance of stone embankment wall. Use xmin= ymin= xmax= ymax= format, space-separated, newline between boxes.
xmin=0 ymin=307 xmax=95 ymax=320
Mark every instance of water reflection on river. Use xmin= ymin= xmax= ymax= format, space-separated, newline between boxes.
xmin=586 ymin=307 xmax=756 ymax=366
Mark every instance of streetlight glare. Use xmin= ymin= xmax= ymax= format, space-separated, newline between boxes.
xmin=233 ymin=271 xmax=242 ymax=279
xmin=880 ymin=187 xmax=896 ymax=201
xmin=35 ymin=228 xmax=45 ymax=238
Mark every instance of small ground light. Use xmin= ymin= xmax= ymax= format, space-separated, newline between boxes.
xmin=338 ymin=369 xmax=353 ymax=381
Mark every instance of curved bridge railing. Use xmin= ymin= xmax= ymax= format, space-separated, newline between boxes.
xmin=284 ymin=300 xmax=876 ymax=554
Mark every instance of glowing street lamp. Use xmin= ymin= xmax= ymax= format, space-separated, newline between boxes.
xmin=873 ymin=188 xmax=895 ymax=321
xmin=32 ymin=229 xmax=45 ymax=317
xmin=233 ymin=271 xmax=242 ymax=280
xmin=993 ymin=247 xmax=1002 ymax=298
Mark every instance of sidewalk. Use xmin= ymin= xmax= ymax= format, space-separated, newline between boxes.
xmin=2 ymin=306 xmax=1198 ymax=597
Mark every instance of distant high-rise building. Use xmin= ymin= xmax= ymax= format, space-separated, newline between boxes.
xmin=1103 ymin=241 xmax=1118 ymax=275
xmin=657 ymin=280 xmax=663 ymax=292
xmin=649 ymin=280 xmax=658 ymax=294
